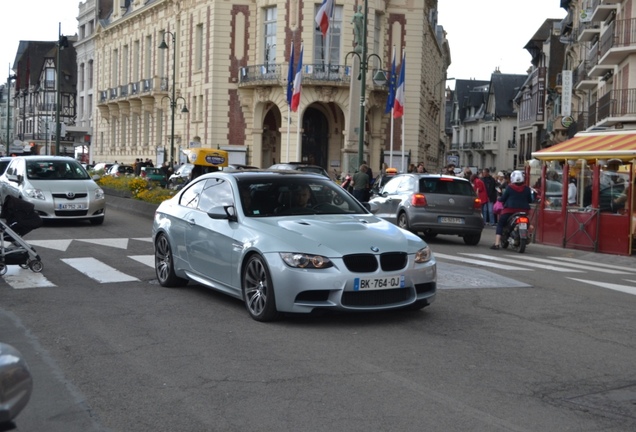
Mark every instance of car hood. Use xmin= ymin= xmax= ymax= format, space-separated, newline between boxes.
xmin=28 ymin=179 xmax=100 ymax=192
xmin=247 ymin=215 xmax=425 ymax=255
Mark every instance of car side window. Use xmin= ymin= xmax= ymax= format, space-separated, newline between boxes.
xmin=397 ymin=176 xmax=416 ymax=193
xmin=381 ymin=176 xmax=402 ymax=195
xmin=198 ymin=178 xmax=233 ymax=212
xmin=179 ymin=180 xmax=205 ymax=209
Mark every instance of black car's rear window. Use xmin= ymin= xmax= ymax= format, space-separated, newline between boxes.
xmin=420 ymin=178 xmax=474 ymax=196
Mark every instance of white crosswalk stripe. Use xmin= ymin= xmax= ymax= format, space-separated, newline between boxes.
xmin=450 ymin=253 xmax=585 ymax=273
xmin=61 ymin=257 xmax=139 ymax=283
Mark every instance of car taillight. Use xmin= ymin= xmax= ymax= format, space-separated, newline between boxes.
xmin=411 ymin=193 xmax=427 ymax=206
xmin=474 ymin=198 xmax=482 ymax=210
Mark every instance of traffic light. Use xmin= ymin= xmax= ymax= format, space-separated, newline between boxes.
xmin=59 ymin=36 xmax=69 ymax=49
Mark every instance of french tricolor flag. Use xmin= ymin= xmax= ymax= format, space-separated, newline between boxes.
xmin=393 ymin=52 xmax=406 ymax=119
xmin=291 ymin=45 xmax=304 ymax=112
xmin=315 ymin=0 xmax=334 ymax=37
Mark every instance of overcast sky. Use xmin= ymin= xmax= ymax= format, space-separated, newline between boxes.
xmin=437 ymin=0 xmax=567 ymax=87
xmin=2 ymin=0 xmax=567 ymax=85
xmin=2 ymin=0 xmax=79 ymax=74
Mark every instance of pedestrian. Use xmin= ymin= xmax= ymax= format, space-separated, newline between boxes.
xmin=445 ymin=164 xmax=456 ymax=175
xmin=490 ymin=170 xmax=534 ymax=250
xmin=352 ymin=164 xmax=370 ymax=202
xmin=416 ymin=163 xmax=427 ymax=173
xmin=470 ymin=174 xmax=489 ymax=222
xmin=481 ymin=168 xmax=498 ymax=225
xmin=568 ymin=177 xmax=578 ymax=206
xmin=408 ymin=163 xmax=417 ymax=173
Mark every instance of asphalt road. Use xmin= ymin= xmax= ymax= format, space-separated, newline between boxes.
xmin=1 ymin=203 xmax=635 ymax=431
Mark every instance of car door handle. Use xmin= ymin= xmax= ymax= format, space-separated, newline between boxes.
xmin=188 ymin=218 xmax=195 ymax=226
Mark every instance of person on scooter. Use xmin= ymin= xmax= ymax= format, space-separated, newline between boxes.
xmin=490 ymin=170 xmax=534 ymax=250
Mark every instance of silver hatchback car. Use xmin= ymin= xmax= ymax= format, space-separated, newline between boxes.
xmin=369 ymin=174 xmax=484 ymax=245
xmin=0 ymin=156 xmax=106 ymax=225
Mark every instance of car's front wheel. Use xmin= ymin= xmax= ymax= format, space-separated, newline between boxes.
xmin=89 ymin=216 xmax=104 ymax=225
xmin=155 ymin=233 xmax=188 ymax=287
xmin=242 ymin=255 xmax=280 ymax=322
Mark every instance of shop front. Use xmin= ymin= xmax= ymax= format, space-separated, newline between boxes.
xmin=529 ymin=130 xmax=636 ymax=256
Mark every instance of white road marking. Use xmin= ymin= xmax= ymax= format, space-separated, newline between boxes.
xmin=549 ymin=256 xmax=636 ymax=273
xmin=433 ymin=253 xmax=531 ymax=271
xmin=459 ymin=254 xmax=584 ymax=273
xmin=462 ymin=254 xmax=632 ymax=274
xmin=568 ymin=278 xmax=636 ymax=296
xmin=132 ymin=237 xmax=153 ymax=243
xmin=2 ymin=266 xmax=55 ymax=289
xmin=25 ymin=239 xmax=73 ymax=252
xmin=61 ymin=257 xmax=139 ymax=283
xmin=129 ymin=255 xmax=154 ymax=268
xmin=76 ymin=238 xmax=129 ymax=249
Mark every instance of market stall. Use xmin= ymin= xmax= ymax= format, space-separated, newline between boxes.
xmin=529 ymin=130 xmax=636 ymax=256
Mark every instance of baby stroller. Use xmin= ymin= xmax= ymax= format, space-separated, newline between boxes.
xmin=0 ymin=196 xmax=44 ymax=275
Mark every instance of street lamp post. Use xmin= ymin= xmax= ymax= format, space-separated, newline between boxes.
xmin=159 ymin=31 xmax=188 ymax=166
xmin=345 ymin=0 xmax=386 ymax=169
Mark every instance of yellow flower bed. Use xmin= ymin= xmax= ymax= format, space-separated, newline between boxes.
xmin=96 ymin=175 xmax=175 ymax=204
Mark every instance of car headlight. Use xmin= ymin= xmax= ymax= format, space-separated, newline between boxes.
xmin=24 ymin=188 xmax=45 ymax=200
xmin=414 ymin=246 xmax=432 ymax=263
xmin=280 ymin=253 xmax=333 ymax=269
xmin=95 ymin=188 xmax=105 ymax=200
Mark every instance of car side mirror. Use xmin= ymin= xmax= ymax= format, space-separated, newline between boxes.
xmin=0 ymin=343 xmax=33 ymax=429
xmin=207 ymin=205 xmax=238 ymax=222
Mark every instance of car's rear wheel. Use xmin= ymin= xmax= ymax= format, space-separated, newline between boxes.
xmin=397 ymin=212 xmax=412 ymax=232
xmin=423 ymin=232 xmax=438 ymax=241
xmin=155 ymin=233 xmax=188 ymax=287
xmin=463 ymin=233 xmax=481 ymax=246
xmin=242 ymin=255 xmax=280 ymax=322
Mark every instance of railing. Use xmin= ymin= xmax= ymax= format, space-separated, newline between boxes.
xmin=507 ymin=140 xmax=516 ymax=149
xmin=600 ymin=18 xmax=636 ymax=58
xmin=120 ymin=84 xmax=128 ymax=97
xmin=239 ymin=64 xmax=282 ymax=84
xmin=109 ymin=88 xmax=118 ymax=100
xmin=461 ymin=141 xmax=484 ymax=150
xmin=303 ymin=64 xmax=352 ymax=84
xmin=238 ymin=63 xmax=354 ymax=86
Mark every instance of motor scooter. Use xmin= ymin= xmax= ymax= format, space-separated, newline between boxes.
xmin=500 ymin=212 xmax=531 ymax=253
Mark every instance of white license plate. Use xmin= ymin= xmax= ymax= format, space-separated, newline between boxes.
xmin=439 ymin=217 xmax=464 ymax=224
xmin=518 ymin=223 xmax=527 ymax=229
xmin=58 ymin=203 xmax=86 ymax=210
xmin=354 ymin=275 xmax=405 ymax=291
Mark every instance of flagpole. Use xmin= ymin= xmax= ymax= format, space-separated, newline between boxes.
xmin=326 ymin=1 xmax=335 ymax=76
xmin=388 ymin=45 xmax=395 ymax=170
xmin=400 ymin=48 xmax=405 ymax=173
xmin=286 ymin=42 xmax=294 ymax=163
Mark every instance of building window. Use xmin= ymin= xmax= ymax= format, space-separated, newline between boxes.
xmin=145 ymin=35 xmax=152 ymax=79
xmin=264 ymin=7 xmax=277 ymax=72
xmin=122 ymin=45 xmax=129 ymax=85
xmin=373 ymin=12 xmax=382 ymax=69
xmin=88 ymin=60 xmax=93 ymax=90
xmin=133 ymin=40 xmax=140 ymax=82
xmin=195 ymin=24 xmax=203 ymax=71
xmin=313 ymin=5 xmax=343 ymax=65
xmin=112 ymin=49 xmax=119 ymax=86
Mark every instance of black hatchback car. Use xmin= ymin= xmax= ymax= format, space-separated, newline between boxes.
xmin=369 ymin=174 xmax=485 ymax=245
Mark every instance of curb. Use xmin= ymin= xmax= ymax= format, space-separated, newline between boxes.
xmin=105 ymin=193 xmax=158 ymax=220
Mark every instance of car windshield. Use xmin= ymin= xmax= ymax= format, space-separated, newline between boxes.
xmin=237 ymin=177 xmax=368 ymax=217
xmin=27 ymin=160 xmax=90 ymax=180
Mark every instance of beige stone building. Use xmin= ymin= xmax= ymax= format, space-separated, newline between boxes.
xmin=94 ymin=0 xmax=450 ymax=176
